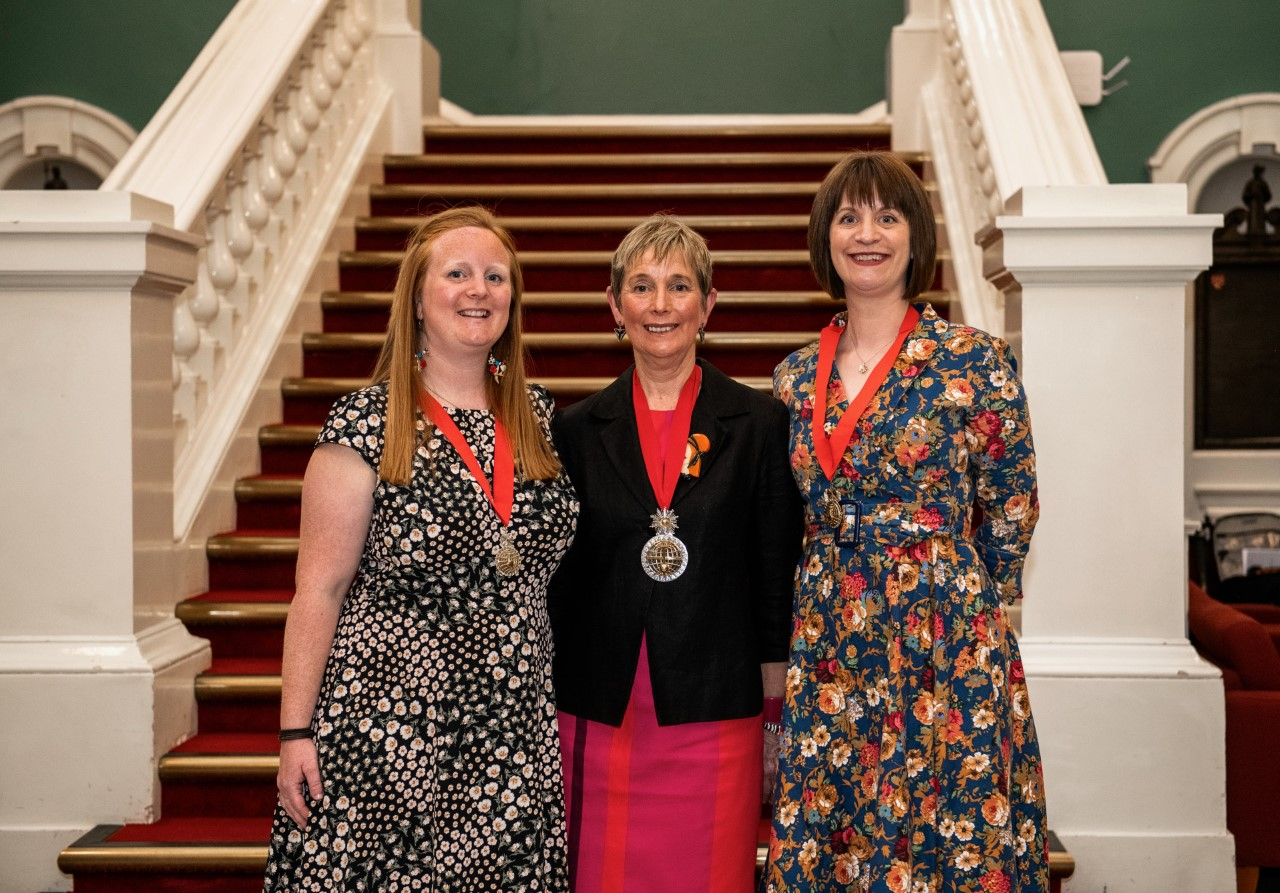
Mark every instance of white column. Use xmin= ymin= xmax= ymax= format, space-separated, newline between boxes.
xmin=0 ymin=192 xmax=209 ymax=892
xmin=889 ymin=0 xmax=940 ymax=154
xmin=982 ymin=185 xmax=1233 ymax=893
xmin=375 ymin=0 xmax=432 ymax=152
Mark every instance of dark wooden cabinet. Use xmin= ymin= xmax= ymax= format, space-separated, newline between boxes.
xmin=1194 ymin=165 xmax=1280 ymax=449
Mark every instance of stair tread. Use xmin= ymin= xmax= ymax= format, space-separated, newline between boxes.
xmin=321 ymin=289 xmax=948 ymax=308
xmin=387 ymin=151 xmax=852 ymax=167
xmin=358 ymin=213 xmax=810 ymax=231
xmin=184 ymin=589 xmax=294 ymax=604
xmin=234 ymin=475 xmax=304 ymax=500
xmin=371 ymin=181 xmax=822 ymax=198
xmin=339 ymin=247 xmax=813 ymax=266
xmin=206 ymin=657 xmax=282 ymax=675
xmin=178 ymin=596 xmax=290 ymax=625
xmin=422 ymin=122 xmax=892 ymax=138
xmin=305 ymin=330 xmax=818 ymax=348
xmin=171 ymin=733 xmax=281 ymax=754
xmin=327 ymin=288 xmax=830 ymax=303
xmin=283 ymin=375 xmax=774 ymax=396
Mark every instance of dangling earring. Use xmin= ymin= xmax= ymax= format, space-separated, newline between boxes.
xmin=613 ymin=322 xmax=627 ymax=341
xmin=487 ymin=351 xmax=507 ymax=383
xmin=414 ymin=316 xmax=428 ymax=371
xmin=697 ymin=326 xmax=706 ymax=345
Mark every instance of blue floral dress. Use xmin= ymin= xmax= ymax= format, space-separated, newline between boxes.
xmin=764 ymin=304 xmax=1048 ymax=893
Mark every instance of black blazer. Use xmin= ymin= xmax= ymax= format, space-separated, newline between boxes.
xmin=549 ymin=360 xmax=803 ymax=727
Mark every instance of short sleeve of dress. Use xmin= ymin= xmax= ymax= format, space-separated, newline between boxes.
xmin=315 ymin=385 xmax=387 ymax=472
xmin=527 ymin=383 xmax=556 ymax=431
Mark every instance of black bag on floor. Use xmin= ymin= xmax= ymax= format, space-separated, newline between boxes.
xmin=1195 ymin=512 xmax=1280 ymax=604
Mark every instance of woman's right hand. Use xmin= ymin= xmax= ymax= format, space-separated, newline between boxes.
xmin=277 ymin=738 xmax=323 ymax=827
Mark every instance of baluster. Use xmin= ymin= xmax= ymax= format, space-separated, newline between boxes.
xmin=173 ymin=284 xmax=201 ymax=382
xmin=351 ymin=0 xmax=374 ymax=41
xmin=272 ymin=92 xmax=299 ymax=181
xmin=296 ymin=54 xmax=322 ymax=135
xmin=284 ymin=73 xmax=310 ymax=158
xmin=226 ymin=164 xmax=260 ymax=318
xmin=225 ymin=164 xmax=254 ymax=263
xmin=258 ymin=120 xmax=286 ymax=205
xmin=332 ymin=2 xmax=356 ymax=70
xmin=320 ymin=11 xmax=345 ymax=88
xmin=309 ymin=33 xmax=334 ymax=113
xmin=242 ymin=141 xmax=271 ymax=233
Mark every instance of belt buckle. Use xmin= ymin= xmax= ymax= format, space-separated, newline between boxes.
xmin=836 ymin=499 xmax=862 ymax=548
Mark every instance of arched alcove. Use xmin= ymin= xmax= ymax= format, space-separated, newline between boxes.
xmin=1149 ymin=92 xmax=1280 ymax=209
xmin=1152 ymin=93 xmax=1280 ymax=522
xmin=0 ymin=95 xmax=136 ymax=189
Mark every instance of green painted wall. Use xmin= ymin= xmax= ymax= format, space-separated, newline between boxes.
xmin=0 ymin=0 xmax=237 ymax=133
xmin=419 ymin=0 xmax=900 ymax=115
xmin=1041 ymin=0 xmax=1280 ymax=183
xmin=3 ymin=1 xmax=1276 ymax=185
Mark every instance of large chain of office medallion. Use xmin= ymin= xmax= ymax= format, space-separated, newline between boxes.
xmin=641 ymin=507 xmax=688 ymax=582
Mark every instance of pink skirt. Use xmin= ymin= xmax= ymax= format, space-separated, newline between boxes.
xmin=559 ymin=639 xmax=763 ymax=893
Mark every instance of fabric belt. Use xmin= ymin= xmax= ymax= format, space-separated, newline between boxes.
xmin=806 ymin=498 xmax=966 ymax=550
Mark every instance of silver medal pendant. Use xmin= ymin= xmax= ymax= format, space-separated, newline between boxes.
xmin=641 ymin=508 xmax=688 ymax=582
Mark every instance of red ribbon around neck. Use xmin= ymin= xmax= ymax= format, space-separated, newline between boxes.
xmin=417 ymin=391 xmax=513 ymax=526
xmin=632 ymin=365 xmax=702 ymax=511
xmin=811 ymin=306 xmax=919 ymax=480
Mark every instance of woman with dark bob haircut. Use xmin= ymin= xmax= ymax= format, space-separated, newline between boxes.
xmin=764 ymin=152 xmax=1050 ymax=892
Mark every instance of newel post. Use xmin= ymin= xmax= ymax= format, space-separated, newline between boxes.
xmin=982 ymin=185 xmax=1234 ymax=892
xmin=0 ymin=192 xmax=208 ymax=891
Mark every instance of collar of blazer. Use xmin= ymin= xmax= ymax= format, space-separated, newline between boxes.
xmin=590 ymin=359 xmax=748 ymax=511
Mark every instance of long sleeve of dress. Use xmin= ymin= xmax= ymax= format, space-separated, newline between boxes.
xmin=966 ymin=338 xmax=1039 ymax=604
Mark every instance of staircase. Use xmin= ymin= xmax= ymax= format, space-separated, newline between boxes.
xmin=58 ymin=122 xmax=966 ymax=892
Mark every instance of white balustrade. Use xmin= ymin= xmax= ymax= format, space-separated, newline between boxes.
xmin=899 ymin=0 xmax=1107 ymax=334
xmin=101 ymin=0 xmax=418 ymax=537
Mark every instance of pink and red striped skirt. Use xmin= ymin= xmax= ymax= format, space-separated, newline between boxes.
xmin=559 ymin=639 xmax=763 ymax=893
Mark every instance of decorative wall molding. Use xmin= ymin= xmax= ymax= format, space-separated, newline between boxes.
xmin=0 ymin=95 xmax=136 ymax=187
xmin=1149 ymin=92 xmax=1280 ymax=209
xmin=1150 ymin=94 xmax=1280 ymax=521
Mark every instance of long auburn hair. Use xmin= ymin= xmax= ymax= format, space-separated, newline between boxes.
xmin=369 ymin=206 xmax=559 ymax=485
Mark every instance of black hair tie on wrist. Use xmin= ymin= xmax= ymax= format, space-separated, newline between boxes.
xmin=279 ymin=727 xmax=315 ymax=741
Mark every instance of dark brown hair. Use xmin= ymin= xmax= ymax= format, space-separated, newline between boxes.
xmin=369 ymin=206 xmax=559 ymax=485
xmin=808 ymin=151 xmax=937 ymax=301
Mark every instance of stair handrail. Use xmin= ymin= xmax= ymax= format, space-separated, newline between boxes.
xmin=914 ymin=0 xmax=1107 ymax=335
xmin=101 ymin=0 xmax=391 ymax=538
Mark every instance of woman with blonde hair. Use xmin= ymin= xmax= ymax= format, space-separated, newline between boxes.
xmin=550 ymin=213 xmax=802 ymax=893
xmin=264 ymin=206 xmax=578 ymax=891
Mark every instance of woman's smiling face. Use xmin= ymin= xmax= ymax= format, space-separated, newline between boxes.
xmin=827 ymin=194 xmax=912 ymax=302
xmin=416 ymin=226 xmax=513 ymax=358
xmin=609 ymin=248 xmax=715 ymax=367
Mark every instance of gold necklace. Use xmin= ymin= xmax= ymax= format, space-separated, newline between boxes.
xmin=847 ymin=329 xmax=897 ymax=374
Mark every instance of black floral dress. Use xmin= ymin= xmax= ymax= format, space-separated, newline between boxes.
xmin=264 ymin=383 xmax=578 ymax=892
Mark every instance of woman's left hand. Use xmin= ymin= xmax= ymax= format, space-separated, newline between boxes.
xmin=762 ymin=724 xmax=780 ymax=805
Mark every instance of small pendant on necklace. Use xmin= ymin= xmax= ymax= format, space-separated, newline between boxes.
xmin=857 ymin=362 xmax=869 ymax=374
